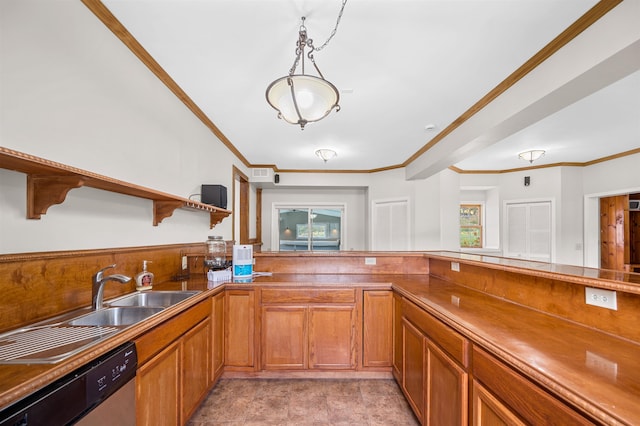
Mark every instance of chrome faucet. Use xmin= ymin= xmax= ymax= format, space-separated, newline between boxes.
xmin=92 ymin=264 xmax=131 ymax=310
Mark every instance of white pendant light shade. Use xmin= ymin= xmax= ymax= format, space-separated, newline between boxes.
xmin=518 ymin=150 xmax=546 ymax=163
xmin=266 ymin=75 xmax=340 ymax=128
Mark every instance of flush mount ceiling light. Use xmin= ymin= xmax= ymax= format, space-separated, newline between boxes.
xmin=266 ymin=1 xmax=347 ymax=130
xmin=518 ymin=150 xmax=546 ymax=164
xmin=315 ymin=149 xmax=337 ymax=163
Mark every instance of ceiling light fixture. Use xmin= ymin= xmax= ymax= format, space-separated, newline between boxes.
xmin=266 ymin=1 xmax=348 ymax=130
xmin=315 ymin=149 xmax=337 ymax=163
xmin=518 ymin=150 xmax=546 ymax=164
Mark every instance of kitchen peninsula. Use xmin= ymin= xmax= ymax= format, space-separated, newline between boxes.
xmin=0 ymin=249 xmax=639 ymax=425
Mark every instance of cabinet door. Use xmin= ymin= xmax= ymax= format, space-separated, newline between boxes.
xmin=363 ymin=290 xmax=393 ymax=368
xmin=402 ymin=318 xmax=425 ymax=423
xmin=182 ymin=318 xmax=211 ymax=423
xmin=392 ymin=293 xmax=403 ymax=379
xmin=211 ymin=291 xmax=225 ymax=382
xmin=261 ymin=305 xmax=307 ymax=369
xmin=137 ymin=340 xmax=180 ymax=426
xmin=426 ymin=341 xmax=468 ymax=426
xmin=472 ymin=380 xmax=526 ymax=426
xmin=309 ymin=305 xmax=356 ymax=369
xmin=225 ymin=290 xmax=255 ymax=368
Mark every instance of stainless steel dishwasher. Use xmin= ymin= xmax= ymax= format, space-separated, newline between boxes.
xmin=0 ymin=342 xmax=137 ymax=426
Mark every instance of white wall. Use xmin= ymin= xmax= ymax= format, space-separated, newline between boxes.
xmin=558 ymin=167 xmax=585 ymax=266
xmin=0 ymin=0 xmax=247 ymax=253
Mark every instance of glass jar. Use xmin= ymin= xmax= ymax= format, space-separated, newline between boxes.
xmin=205 ymin=236 xmax=226 ymax=270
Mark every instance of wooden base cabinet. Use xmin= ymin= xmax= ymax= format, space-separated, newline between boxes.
xmin=181 ymin=319 xmax=211 ymax=422
xmin=427 ymin=341 xmax=468 ymax=426
xmin=392 ymin=292 xmax=403 ymax=379
xmin=211 ymin=290 xmax=225 ymax=381
xmin=363 ymin=290 xmax=393 ymax=368
xmin=225 ymin=289 xmax=255 ymax=369
xmin=400 ymin=298 xmax=469 ymax=426
xmin=309 ymin=305 xmax=356 ymax=369
xmin=472 ymin=381 xmax=526 ymax=426
xmin=135 ymin=300 xmax=211 ymax=426
xmin=260 ymin=288 xmax=357 ymax=371
xmin=262 ymin=305 xmax=307 ymax=369
xmin=137 ymin=340 xmax=180 ymax=425
xmin=402 ymin=318 xmax=426 ymax=423
xmin=472 ymin=346 xmax=595 ymax=426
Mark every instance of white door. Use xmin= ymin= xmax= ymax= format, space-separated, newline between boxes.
xmin=371 ymin=199 xmax=410 ymax=251
xmin=504 ymin=201 xmax=552 ymax=262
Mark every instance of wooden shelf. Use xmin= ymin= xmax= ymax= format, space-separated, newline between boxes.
xmin=0 ymin=147 xmax=230 ymax=228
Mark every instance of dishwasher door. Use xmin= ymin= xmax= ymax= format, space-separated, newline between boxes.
xmin=0 ymin=342 xmax=137 ymax=426
xmin=75 ymin=378 xmax=135 ymax=426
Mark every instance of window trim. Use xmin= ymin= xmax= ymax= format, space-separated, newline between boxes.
xmin=460 ymin=203 xmax=483 ymax=249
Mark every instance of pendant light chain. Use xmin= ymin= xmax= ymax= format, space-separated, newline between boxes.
xmin=265 ymin=0 xmax=346 ymax=129
xmin=314 ymin=0 xmax=348 ymax=52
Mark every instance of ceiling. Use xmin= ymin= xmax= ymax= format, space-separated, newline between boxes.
xmin=95 ymin=0 xmax=640 ymax=175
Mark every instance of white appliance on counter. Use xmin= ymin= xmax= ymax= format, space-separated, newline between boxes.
xmin=233 ymin=244 xmax=253 ymax=280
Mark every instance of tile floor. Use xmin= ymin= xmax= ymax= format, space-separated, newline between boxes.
xmin=188 ymin=378 xmax=420 ymax=425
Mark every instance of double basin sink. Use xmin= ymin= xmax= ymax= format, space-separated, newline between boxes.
xmin=0 ymin=291 xmax=200 ymax=364
xmin=69 ymin=291 xmax=201 ymax=327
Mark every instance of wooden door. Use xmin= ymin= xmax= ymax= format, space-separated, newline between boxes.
xmin=211 ymin=291 xmax=225 ymax=382
xmin=225 ymin=290 xmax=255 ymax=368
xmin=402 ymin=318 xmax=425 ymax=423
xmin=363 ymin=290 xmax=393 ymax=368
xmin=261 ymin=305 xmax=307 ymax=369
xmin=600 ymin=195 xmax=630 ymax=270
xmin=308 ymin=305 xmax=356 ymax=369
xmin=136 ymin=340 xmax=180 ymax=426
xmin=426 ymin=341 xmax=468 ymax=426
xmin=472 ymin=381 xmax=525 ymax=426
xmin=181 ymin=319 xmax=211 ymax=423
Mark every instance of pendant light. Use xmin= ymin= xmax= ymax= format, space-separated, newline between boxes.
xmin=266 ymin=1 xmax=347 ymax=130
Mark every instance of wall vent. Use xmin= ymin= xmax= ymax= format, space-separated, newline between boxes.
xmin=253 ymin=168 xmax=269 ymax=178
xmin=250 ymin=168 xmax=274 ymax=183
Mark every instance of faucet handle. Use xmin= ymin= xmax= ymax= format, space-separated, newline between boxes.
xmin=94 ymin=264 xmax=117 ymax=281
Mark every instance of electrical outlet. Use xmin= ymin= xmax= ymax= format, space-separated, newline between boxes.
xmin=182 ymin=256 xmax=188 ymax=270
xmin=585 ymin=287 xmax=617 ymax=310
xmin=451 ymin=261 xmax=460 ymax=272
xmin=365 ymin=257 xmax=377 ymax=265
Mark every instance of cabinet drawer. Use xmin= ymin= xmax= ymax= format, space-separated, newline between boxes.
xmin=402 ymin=298 xmax=469 ymax=367
xmin=261 ymin=288 xmax=356 ymax=304
xmin=472 ymin=346 xmax=595 ymax=425
xmin=135 ymin=299 xmax=210 ymax=365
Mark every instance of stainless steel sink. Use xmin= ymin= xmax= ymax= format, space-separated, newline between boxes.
xmin=0 ymin=291 xmax=200 ymax=364
xmin=65 ymin=307 xmax=164 ymax=327
xmin=107 ymin=291 xmax=200 ymax=308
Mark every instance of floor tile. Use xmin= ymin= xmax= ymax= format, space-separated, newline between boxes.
xmin=187 ymin=378 xmax=419 ymax=426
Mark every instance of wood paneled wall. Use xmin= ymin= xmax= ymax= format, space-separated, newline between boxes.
xmin=428 ymin=258 xmax=640 ymax=344
xmin=254 ymin=253 xmax=428 ymax=275
xmin=0 ymin=243 xmax=204 ymax=332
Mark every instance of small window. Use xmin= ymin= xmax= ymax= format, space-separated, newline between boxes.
xmin=460 ymin=204 xmax=482 ymax=248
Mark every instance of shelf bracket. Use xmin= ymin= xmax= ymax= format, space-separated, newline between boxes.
xmin=153 ymin=200 xmax=183 ymax=226
xmin=27 ymin=175 xmax=85 ymax=219
xmin=210 ymin=212 xmax=227 ymax=229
